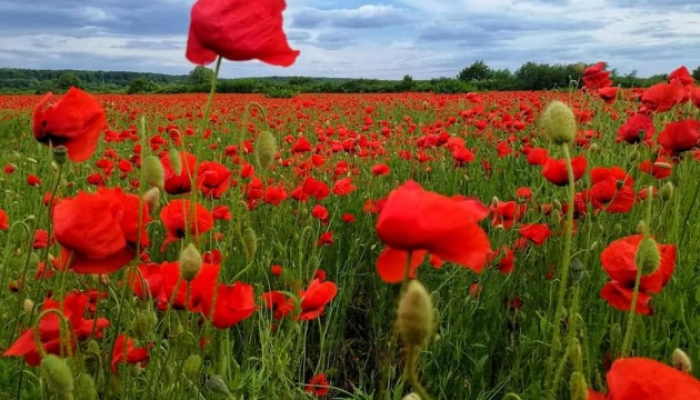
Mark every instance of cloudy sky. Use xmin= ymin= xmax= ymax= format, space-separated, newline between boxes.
xmin=0 ymin=0 xmax=699 ymax=79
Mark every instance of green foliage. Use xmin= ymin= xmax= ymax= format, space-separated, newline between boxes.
xmin=263 ymin=86 xmax=299 ymax=98
xmin=458 ymin=60 xmax=492 ymax=82
xmin=57 ymin=72 xmax=81 ymax=90
xmin=692 ymin=66 xmax=700 ymax=82
xmin=126 ymin=77 xmax=157 ymax=94
xmin=188 ymin=66 xmax=215 ymax=86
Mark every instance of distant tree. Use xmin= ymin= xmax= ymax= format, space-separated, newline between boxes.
xmin=57 ymin=72 xmax=80 ymax=90
xmin=398 ymin=74 xmax=415 ymax=91
xmin=188 ymin=66 xmax=215 ymax=86
xmin=693 ymin=66 xmax=700 ymax=82
xmin=458 ymin=60 xmax=492 ymax=82
xmin=126 ymin=77 xmax=155 ymax=94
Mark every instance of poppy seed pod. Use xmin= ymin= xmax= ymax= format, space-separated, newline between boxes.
xmin=255 ymin=130 xmax=277 ymax=171
xmin=635 ymin=237 xmax=661 ymax=275
xmin=672 ymin=348 xmax=692 ymax=373
xmin=179 ymin=243 xmax=203 ymax=282
xmin=52 ymin=145 xmax=68 ymax=165
xmin=40 ymin=355 xmax=75 ymax=400
xmin=396 ymin=280 xmax=434 ymax=347
xmin=142 ymin=155 xmax=165 ymax=190
xmin=541 ymin=100 xmax=577 ymax=145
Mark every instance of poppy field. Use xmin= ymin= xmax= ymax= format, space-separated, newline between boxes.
xmin=1 ymin=65 xmax=700 ymax=400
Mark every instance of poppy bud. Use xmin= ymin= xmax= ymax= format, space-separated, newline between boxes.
xmin=74 ymin=373 xmax=98 ymax=400
xmin=490 ymin=196 xmax=500 ymax=207
xmin=142 ymin=155 xmax=164 ymax=190
xmin=52 ymin=145 xmax=68 ymax=166
xmin=672 ymin=348 xmax=692 ymax=373
xmin=132 ymin=310 xmax=157 ymax=340
xmin=204 ymin=375 xmax=230 ymax=394
xmin=142 ymin=187 xmax=160 ymax=212
xmin=635 ymin=220 xmax=646 ymax=234
xmin=635 ymin=237 xmax=660 ymax=275
xmin=553 ymin=200 xmax=562 ymax=211
xmin=570 ymin=371 xmax=588 ymax=400
xmin=182 ymin=354 xmax=202 ymax=380
xmin=255 ymin=130 xmax=277 ymax=171
xmin=402 ymin=394 xmax=421 ymax=400
xmin=23 ymin=298 xmax=34 ymax=314
xmin=551 ymin=209 xmax=561 ymax=222
xmin=589 ymin=143 xmax=599 ymax=152
xmin=541 ymin=100 xmax=576 ymax=145
xmin=179 ymin=243 xmax=202 ymax=282
xmin=241 ymin=226 xmax=257 ymax=261
xmin=40 ymin=355 xmax=75 ymax=400
xmin=661 ymin=182 xmax=674 ymax=201
xmin=396 ymin=280 xmax=434 ymax=347
xmin=653 ymin=161 xmax=673 ymax=170
xmin=168 ymin=148 xmax=182 ymax=175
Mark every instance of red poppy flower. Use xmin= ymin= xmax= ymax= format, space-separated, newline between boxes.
xmin=600 ymin=234 xmax=676 ymax=315
xmin=111 ymin=334 xmax=151 ymax=373
xmin=541 ymin=156 xmax=587 ymax=186
xmin=299 ymin=278 xmax=337 ymax=320
xmin=375 ymin=180 xmax=490 ymax=283
xmin=0 ymin=209 xmax=8 ymax=230
xmin=586 ymin=166 xmax=636 ymax=213
xmin=160 ymin=200 xmax=214 ymax=249
xmin=371 ymin=163 xmax=391 ymax=176
xmin=53 ymin=188 xmax=150 ymax=274
xmin=617 ymin=114 xmax=654 ymax=145
xmin=263 ymin=184 xmax=288 ymax=205
xmin=639 ymin=158 xmax=673 ymax=179
xmin=641 ymin=81 xmax=684 ymax=112
xmin=657 ymin=119 xmax=700 ymax=154
xmin=603 ymin=357 xmax=700 ymax=399
xmin=305 ymin=373 xmax=330 ymax=396
xmin=27 ymin=174 xmax=41 ymax=186
xmin=302 ymin=177 xmax=330 ymax=201
xmin=582 ymin=62 xmax=612 ymax=90
xmin=333 ymin=178 xmax=357 ymax=196
xmin=518 ymin=223 xmax=552 ymax=246
xmin=3 ymin=292 xmax=110 ymax=366
xmin=526 ymin=147 xmax=549 ymax=166
xmin=262 ymin=291 xmax=295 ymax=320
xmin=197 ymin=161 xmax=232 ymax=199
xmin=312 ymin=204 xmax=329 ymax=221
xmin=161 ymin=151 xmax=197 ymax=195
xmin=212 ymin=205 xmax=232 ymax=220
xmin=598 ymin=86 xmax=618 ymax=104
xmin=186 ymin=0 xmax=300 ymax=67
xmin=200 ymin=282 xmax=256 ymax=329
xmin=32 ymin=87 xmax=106 ymax=162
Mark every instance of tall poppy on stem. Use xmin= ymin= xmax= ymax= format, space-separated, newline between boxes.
xmin=375 ymin=180 xmax=490 ymax=283
xmin=33 ymin=87 xmax=106 ymax=162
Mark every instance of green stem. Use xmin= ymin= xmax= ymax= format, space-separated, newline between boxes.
xmin=378 ymin=250 xmax=413 ymax=399
xmin=545 ymin=142 xmax=577 ymax=391
xmin=620 ymin=185 xmax=654 ymax=357
xmin=404 ymin=345 xmax=434 ymax=400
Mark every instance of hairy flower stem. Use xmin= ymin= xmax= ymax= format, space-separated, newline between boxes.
xmin=620 ymin=186 xmax=654 ymax=357
xmin=378 ymin=251 xmax=413 ymax=399
xmin=545 ymin=142 xmax=576 ymax=395
xmin=405 ymin=344 xmax=434 ymax=400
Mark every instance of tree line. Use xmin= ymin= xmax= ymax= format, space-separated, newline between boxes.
xmin=1 ymin=62 xmax=698 ymax=96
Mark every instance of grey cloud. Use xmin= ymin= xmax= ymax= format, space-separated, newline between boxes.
xmin=291 ymin=5 xmax=412 ymax=30
xmin=112 ymin=40 xmax=184 ymax=51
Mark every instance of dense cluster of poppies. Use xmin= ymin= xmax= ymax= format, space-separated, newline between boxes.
xmin=1 ymin=0 xmax=700 ymax=398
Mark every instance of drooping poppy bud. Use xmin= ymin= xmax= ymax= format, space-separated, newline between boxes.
xmin=40 ymin=355 xmax=75 ymax=399
xmin=142 ymin=155 xmax=164 ymax=190
xmin=74 ymin=373 xmax=98 ymax=400
xmin=672 ymin=348 xmax=692 ymax=373
xmin=255 ymin=130 xmax=277 ymax=171
xmin=635 ymin=237 xmax=661 ymax=275
xmin=180 ymin=243 xmax=203 ymax=282
xmin=241 ymin=226 xmax=257 ymax=261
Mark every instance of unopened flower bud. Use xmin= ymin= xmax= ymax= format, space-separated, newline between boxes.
xmin=132 ymin=310 xmax=157 ymax=340
xmin=182 ymin=354 xmax=202 ymax=380
xmin=142 ymin=187 xmax=160 ymax=212
xmin=396 ymin=280 xmax=434 ymax=347
xmin=255 ymin=130 xmax=278 ymax=171
xmin=141 ymin=155 xmax=164 ymax=190
xmin=635 ymin=237 xmax=660 ymax=275
xmin=569 ymin=259 xmax=584 ymax=283
xmin=169 ymin=149 xmax=182 ymax=175
xmin=74 ymin=373 xmax=98 ymax=400
xmin=402 ymin=394 xmax=421 ymax=400
xmin=589 ymin=143 xmax=599 ymax=152
xmin=23 ymin=299 xmax=34 ymax=314
xmin=672 ymin=348 xmax=692 ymax=373
xmin=205 ymin=375 xmax=230 ymax=394
xmin=661 ymin=182 xmax=674 ymax=201
xmin=40 ymin=355 xmax=74 ymax=400
xmin=541 ymin=100 xmax=576 ymax=145
xmin=629 ymin=150 xmax=640 ymax=162
xmin=179 ymin=243 xmax=202 ymax=282
xmin=241 ymin=226 xmax=257 ymax=261
xmin=636 ymin=220 xmax=646 ymax=234
xmin=553 ymin=200 xmax=562 ymax=212
xmin=52 ymin=146 xmax=68 ymax=165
